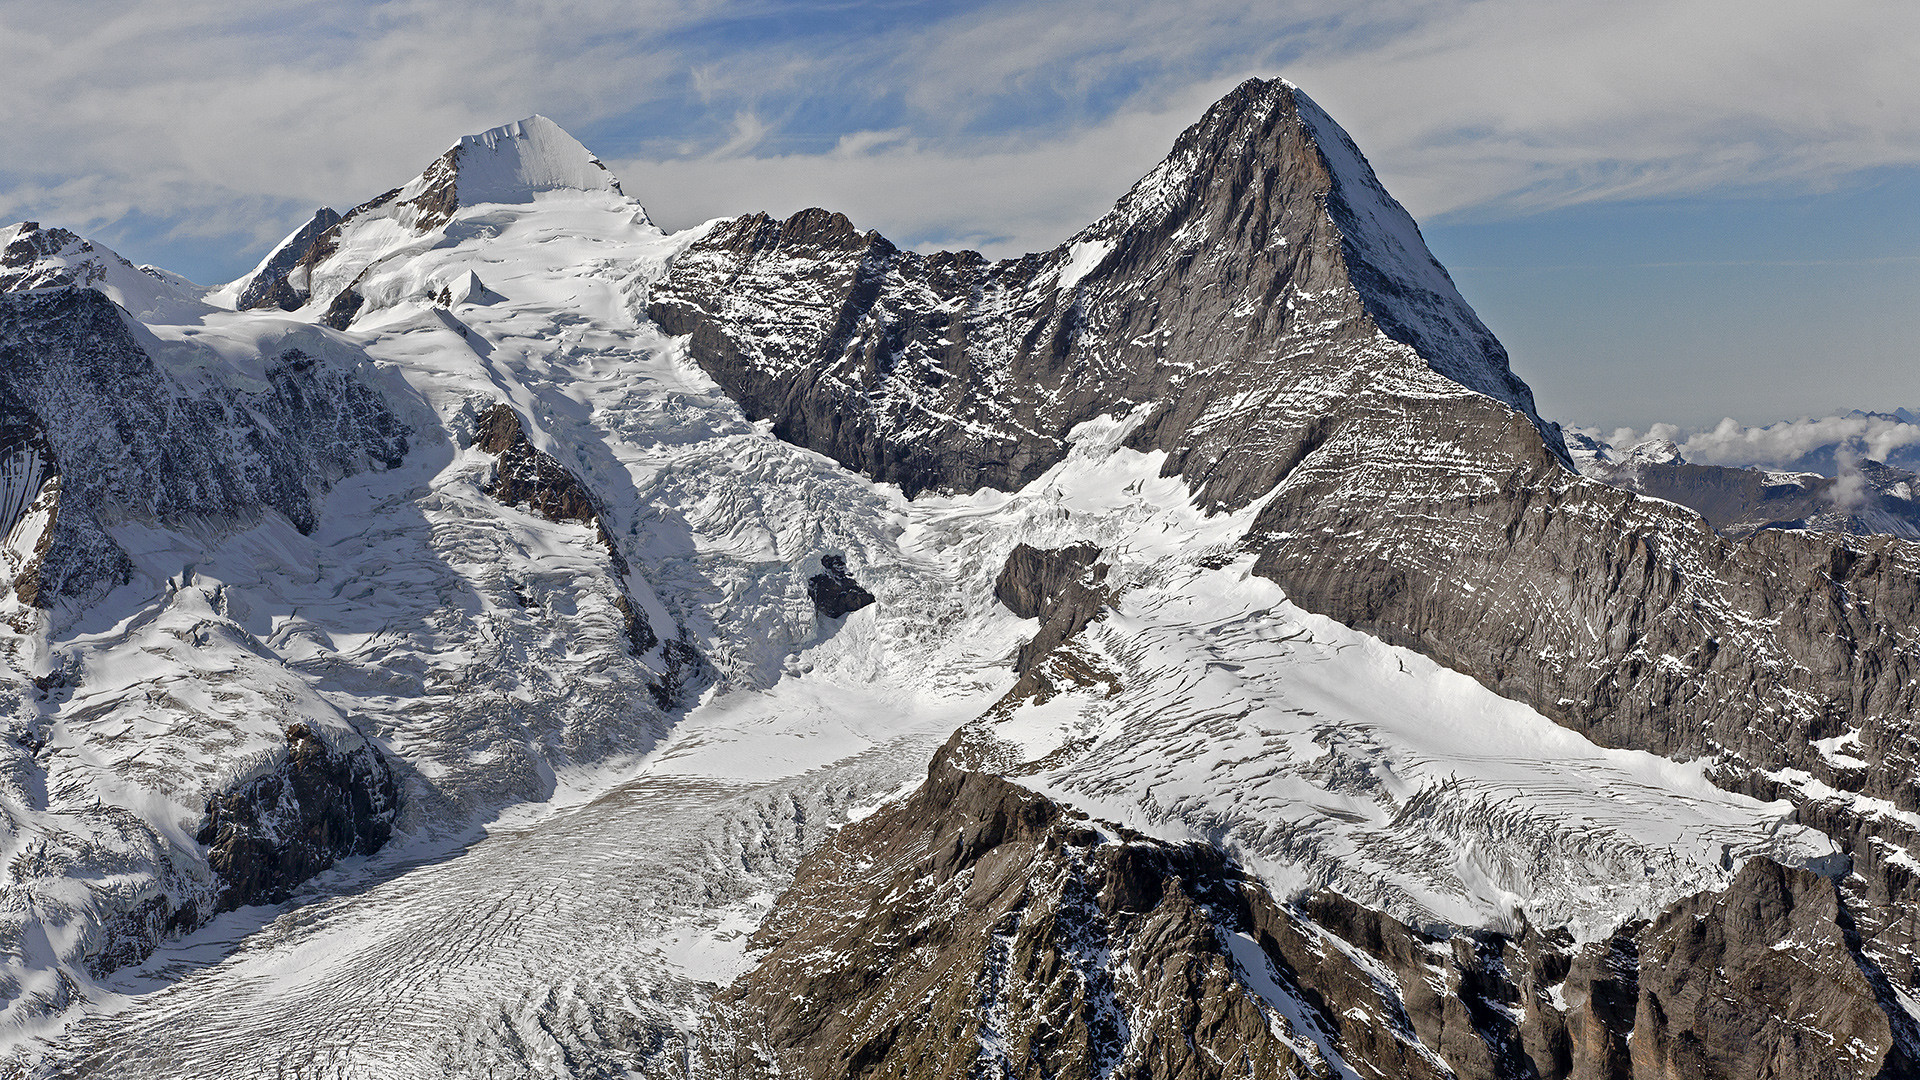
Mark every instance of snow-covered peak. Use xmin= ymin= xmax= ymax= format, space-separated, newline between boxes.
xmin=443 ymin=115 xmax=625 ymax=205
xmin=0 ymin=221 xmax=207 ymax=322
xmin=386 ymin=114 xmax=634 ymax=235
xmin=1620 ymin=438 xmax=1684 ymax=467
xmin=223 ymin=115 xmax=651 ymax=323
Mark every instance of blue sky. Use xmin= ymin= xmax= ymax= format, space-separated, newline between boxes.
xmin=1 ymin=0 xmax=1913 ymax=431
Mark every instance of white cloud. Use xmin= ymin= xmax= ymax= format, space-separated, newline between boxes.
xmin=1 ymin=0 xmax=1916 ymax=275
xmin=1284 ymin=0 xmax=1920 ymax=218
xmin=1599 ymin=414 xmax=1920 ymax=470
xmin=612 ymin=84 xmax=1237 ymax=256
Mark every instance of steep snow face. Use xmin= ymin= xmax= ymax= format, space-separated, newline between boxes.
xmin=446 ymin=115 xmax=626 ymax=206
xmin=1288 ymin=87 xmax=1538 ymax=422
xmin=0 ymin=223 xmax=207 ymax=322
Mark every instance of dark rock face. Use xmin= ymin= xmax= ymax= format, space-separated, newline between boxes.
xmin=197 ymin=723 xmax=401 ymax=913
xmin=1628 ymin=858 xmax=1914 ymax=1079
xmin=0 ymin=388 xmax=60 ymax=608
xmin=0 ymin=289 xmax=409 ymax=606
xmin=236 ymin=207 xmax=342 ymax=310
xmin=806 ymin=553 xmax=874 ymax=618
xmin=729 ymin=757 xmax=1919 ymax=1080
xmin=650 ymin=79 xmax=1556 ymax=506
xmin=319 ymin=281 xmax=365 ymax=330
xmin=994 ymin=542 xmax=1110 ymax=674
xmin=474 ymin=402 xmax=601 ymax=524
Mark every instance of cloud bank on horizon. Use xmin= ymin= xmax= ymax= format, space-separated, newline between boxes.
xmin=3 ymin=0 xmax=1916 ymax=271
xmin=1583 ymin=410 xmax=1920 ymax=472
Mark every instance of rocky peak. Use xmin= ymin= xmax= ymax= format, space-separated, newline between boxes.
xmin=650 ymin=77 xmax=1564 ymax=509
xmin=0 ymin=221 xmax=205 ymax=321
xmin=1080 ymin=77 xmax=1550 ymax=438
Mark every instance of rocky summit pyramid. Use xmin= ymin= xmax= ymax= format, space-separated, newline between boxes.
xmin=1 ymin=81 xmax=1917 ymax=1078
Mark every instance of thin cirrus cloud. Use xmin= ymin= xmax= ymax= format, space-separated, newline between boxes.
xmin=630 ymin=0 xmax=1920 ymax=262
xmin=0 ymin=0 xmax=1914 ymax=278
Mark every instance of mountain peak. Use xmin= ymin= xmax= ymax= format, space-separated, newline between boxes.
xmin=225 ymin=115 xmax=642 ymax=317
xmin=1087 ymin=77 xmax=1552 ymax=445
xmin=438 ymin=114 xmax=624 ymax=206
xmin=0 ymin=220 xmax=205 ymax=320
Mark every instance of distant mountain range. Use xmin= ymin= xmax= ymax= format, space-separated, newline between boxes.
xmin=1569 ymin=425 xmax=1920 ymax=541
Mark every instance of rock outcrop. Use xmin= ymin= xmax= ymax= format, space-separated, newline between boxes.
xmin=994 ymin=542 xmax=1110 ymax=674
xmin=728 ymin=755 xmax=1918 ymax=1080
xmin=471 ymin=402 xmax=701 ymax=705
xmin=198 ymin=723 xmax=400 ymax=913
xmin=235 ymin=208 xmax=343 ymax=310
xmin=805 ymin=554 xmax=874 ymax=619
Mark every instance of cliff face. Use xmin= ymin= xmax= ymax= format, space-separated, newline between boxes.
xmin=731 ymin=756 xmax=1916 ymax=1080
xmin=0 ymin=289 xmax=409 ymax=608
